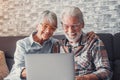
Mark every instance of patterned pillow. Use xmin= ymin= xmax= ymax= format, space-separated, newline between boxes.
xmin=0 ymin=50 xmax=9 ymax=80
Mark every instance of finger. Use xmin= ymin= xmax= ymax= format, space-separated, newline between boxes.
xmin=90 ymin=33 xmax=95 ymax=39
xmin=75 ymin=76 xmax=78 ymax=80
xmin=87 ymin=31 xmax=94 ymax=39
xmin=87 ymin=32 xmax=92 ymax=37
xmin=87 ymin=33 xmax=94 ymax=41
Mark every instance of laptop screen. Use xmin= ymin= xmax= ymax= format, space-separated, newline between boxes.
xmin=25 ymin=53 xmax=75 ymax=80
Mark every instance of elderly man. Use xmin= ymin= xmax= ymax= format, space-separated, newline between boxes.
xmin=60 ymin=6 xmax=112 ymax=80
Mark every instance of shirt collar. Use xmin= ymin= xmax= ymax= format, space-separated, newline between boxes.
xmin=80 ymin=32 xmax=88 ymax=46
xmin=29 ymin=31 xmax=52 ymax=46
xmin=64 ymin=32 xmax=87 ymax=47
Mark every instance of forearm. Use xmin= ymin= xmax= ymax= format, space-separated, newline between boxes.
xmin=93 ymin=69 xmax=112 ymax=80
xmin=92 ymin=39 xmax=112 ymax=79
xmin=76 ymin=74 xmax=98 ymax=80
xmin=4 ymin=65 xmax=23 ymax=80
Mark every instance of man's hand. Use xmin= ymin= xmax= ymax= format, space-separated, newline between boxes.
xmin=75 ymin=74 xmax=98 ymax=80
xmin=21 ymin=68 xmax=26 ymax=79
xmin=75 ymin=75 xmax=86 ymax=80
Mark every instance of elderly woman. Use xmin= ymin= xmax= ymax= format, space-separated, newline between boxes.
xmin=4 ymin=10 xmax=59 ymax=80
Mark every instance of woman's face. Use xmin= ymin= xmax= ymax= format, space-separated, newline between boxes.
xmin=36 ymin=20 xmax=57 ymax=41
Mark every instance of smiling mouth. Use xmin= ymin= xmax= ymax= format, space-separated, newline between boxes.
xmin=43 ymin=33 xmax=51 ymax=37
xmin=69 ymin=33 xmax=76 ymax=36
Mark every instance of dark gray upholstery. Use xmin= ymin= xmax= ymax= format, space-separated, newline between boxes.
xmin=113 ymin=33 xmax=120 ymax=80
xmin=113 ymin=33 xmax=120 ymax=59
xmin=0 ymin=33 xmax=120 ymax=80
xmin=0 ymin=36 xmax=25 ymax=70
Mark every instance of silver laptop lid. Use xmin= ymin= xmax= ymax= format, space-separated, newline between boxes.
xmin=25 ymin=53 xmax=75 ymax=80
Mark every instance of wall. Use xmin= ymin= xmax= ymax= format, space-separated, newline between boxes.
xmin=0 ymin=0 xmax=120 ymax=36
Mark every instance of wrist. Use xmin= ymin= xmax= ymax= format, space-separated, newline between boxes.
xmin=84 ymin=74 xmax=98 ymax=80
xmin=20 ymin=68 xmax=26 ymax=79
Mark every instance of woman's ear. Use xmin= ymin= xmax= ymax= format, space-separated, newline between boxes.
xmin=36 ymin=24 xmax=39 ymax=31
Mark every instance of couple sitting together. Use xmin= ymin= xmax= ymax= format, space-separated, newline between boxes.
xmin=5 ymin=6 xmax=112 ymax=80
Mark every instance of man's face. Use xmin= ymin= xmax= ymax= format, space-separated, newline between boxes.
xmin=37 ymin=20 xmax=56 ymax=41
xmin=62 ymin=16 xmax=84 ymax=42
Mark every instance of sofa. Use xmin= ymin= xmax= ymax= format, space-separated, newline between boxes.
xmin=0 ymin=33 xmax=120 ymax=80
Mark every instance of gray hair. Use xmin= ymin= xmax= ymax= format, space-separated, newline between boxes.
xmin=61 ymin=6 xmax=84 ymax=23
xmin=34 ymin=10 xmax=57 ymax=28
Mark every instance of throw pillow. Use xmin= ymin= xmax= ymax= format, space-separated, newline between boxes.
xmin=0 ymin=50 xmax=9 ymax=80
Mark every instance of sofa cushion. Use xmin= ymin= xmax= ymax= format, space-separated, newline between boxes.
xmin=6 ymin=58 xmax=14 ymax=71
xmin=113 ymin=33 xmax=120 ymax=80
xmin=114 ymin=60 xmax=120 ymax=74
xmin=0 ymin=36 xmax=26 ymax=71
xmin=0 ymin=50 xmax=9 ymax=80
xmin=0 ymin=36 xmax=25 ymax=58
xmin=113 ymin=60 xmax=120 ymax=80
xmin=113 ymin=33 xmax=120 ymax=59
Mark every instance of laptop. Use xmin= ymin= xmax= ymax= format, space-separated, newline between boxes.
xmin=25 ymin=53 xmax=75 ymax=80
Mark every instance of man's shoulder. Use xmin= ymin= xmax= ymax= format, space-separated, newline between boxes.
xmin=82 ymin=32 xmax=102 ymax=45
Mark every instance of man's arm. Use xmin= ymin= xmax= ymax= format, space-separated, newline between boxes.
xmin=75 ymin=38 xmax=112 ymax=80
xmin=75 ymin=74 xmax=98 ymax=80
xmin=90 ymin=39 xmax=112 ymax=80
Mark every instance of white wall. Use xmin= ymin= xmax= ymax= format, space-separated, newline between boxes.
xmin=0 ymin=0 xmax=120 ymax=36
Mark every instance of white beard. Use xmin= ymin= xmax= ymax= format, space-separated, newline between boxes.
xmin=64 ymin=31 xmax=82 ymax=43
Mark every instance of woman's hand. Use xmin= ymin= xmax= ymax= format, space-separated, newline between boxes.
xmin=21 ymin=68 xmax=26 ymax=79
xmin=87 ymin=31 xmax=99 ymax=42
